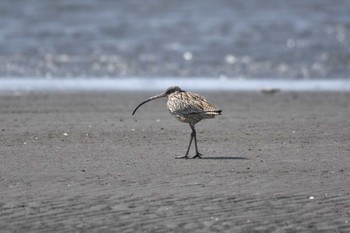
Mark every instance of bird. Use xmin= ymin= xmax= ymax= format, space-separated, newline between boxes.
xmin=132 ymin=86 xmax=222 ymax=159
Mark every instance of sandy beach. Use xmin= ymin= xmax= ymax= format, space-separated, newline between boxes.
xmin=0 ymin=91 xmax=349 ymax=232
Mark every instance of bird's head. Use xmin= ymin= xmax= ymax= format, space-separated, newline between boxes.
xmin=165 ymin=86 xmax=183 ymax=95
xmin=132 ymin=86 xmax=184 ymax=115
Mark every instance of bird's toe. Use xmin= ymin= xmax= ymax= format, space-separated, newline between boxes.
xmin=192 ymin=153 xmax=202 ymax=159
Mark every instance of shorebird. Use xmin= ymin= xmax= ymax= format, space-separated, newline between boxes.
xmin=132 ymin=86 xmax=222 ymax=159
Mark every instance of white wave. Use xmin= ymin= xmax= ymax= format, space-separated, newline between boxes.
xmin=0 ymin=78 xmax=350 ymax=92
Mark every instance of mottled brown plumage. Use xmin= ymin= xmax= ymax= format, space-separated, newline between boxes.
xmin=167 ymin=90 xmax=220 ymax=124
xmin=132 ymin=86 xmax=222 ymax=159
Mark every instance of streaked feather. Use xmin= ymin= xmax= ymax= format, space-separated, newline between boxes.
xmin=167 ymin=91 xmax=221 ymax=124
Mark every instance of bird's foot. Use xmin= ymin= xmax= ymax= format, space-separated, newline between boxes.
xmin=175 ymin=155 xmax=189 ymax=159
xmin=191 ymin=153 xmax=202 ymax=159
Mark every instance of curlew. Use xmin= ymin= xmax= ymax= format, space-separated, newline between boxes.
xmin=132 ymin=86 xmax=222 ymax=159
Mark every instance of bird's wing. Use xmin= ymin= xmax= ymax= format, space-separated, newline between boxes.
xmin=168 ymin=92 xmax=219 ymax=115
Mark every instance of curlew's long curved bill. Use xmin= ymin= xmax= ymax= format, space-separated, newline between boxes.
xmin=132 ymin=92 xmax=167 ymax=115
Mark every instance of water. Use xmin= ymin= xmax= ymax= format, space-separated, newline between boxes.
xmin=1 ymin=0 xmax=350 ymax=90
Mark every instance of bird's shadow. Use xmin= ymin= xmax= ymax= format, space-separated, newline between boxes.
xmin=199 ymin=156 xmax=248 ymax=160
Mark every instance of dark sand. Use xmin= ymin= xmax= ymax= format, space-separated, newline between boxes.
xmin=0 ymin=91 xmax=349 ymax=232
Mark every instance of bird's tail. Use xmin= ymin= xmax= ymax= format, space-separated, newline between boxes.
xmin=205 ymin=110 xmax=222 ymax=115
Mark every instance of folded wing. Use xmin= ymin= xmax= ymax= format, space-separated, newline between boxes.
xmin=168 ymin=92 xmax=221 ymax=116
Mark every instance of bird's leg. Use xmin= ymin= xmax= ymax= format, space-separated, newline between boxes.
xmin=175 ymin=124 xmax=194 ymax=159
xmin=191 ymin=124 xmax=202 ymax=159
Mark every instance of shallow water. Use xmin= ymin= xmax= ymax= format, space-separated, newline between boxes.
xmin=1 ymin=0 xmax=350 ymax=79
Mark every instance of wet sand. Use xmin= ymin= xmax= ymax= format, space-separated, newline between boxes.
xmin=0 ymin=91 xmax=349 ymax=232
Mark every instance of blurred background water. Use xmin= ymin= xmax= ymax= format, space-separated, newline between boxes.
xmin=0 ymin=0 xmax=350 ymax=90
